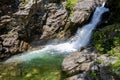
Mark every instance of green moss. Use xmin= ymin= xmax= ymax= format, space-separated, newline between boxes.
xmin=65 ymin=0 xmax=79 ymax=18
xmin=112 ymin=61 xmax=120 ymax=68
xmin=90 ymin=72 xmax=97 ymax=78
xmin=109 ymin=61 xmax=120 ymax=79
xmin=93 ymin=24 xmax=120 ymax=54
xmin=66 ymin=0 xmax=79 ymax=10
xmin=95 ymin=59 xmax=103 ymax=64
xmin=108 ymin=47 xmax=120 ymax=58
xmin=21 ymin=0 xmax=29 ymax=6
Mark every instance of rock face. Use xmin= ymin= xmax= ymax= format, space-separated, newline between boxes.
xmin=14 ymin=0 xmax=68 ymax=40
xmin=71 ymin=0 xmax=106 ymax=24
xmin=14 ymin=0 xmax=107 ymax=41
xmin=0 ymin=0 xmax=107 ymax=60
xmin=0 ymin=32 xmax=30 ymax=61
xmin=40 ymin=3 xmax=68 ymax=39
xmin=62 ymin=48 xmax=118 ymax=80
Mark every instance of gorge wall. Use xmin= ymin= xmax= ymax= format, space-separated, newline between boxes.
xmin=0 ymin=0 xmax=107 ymax=60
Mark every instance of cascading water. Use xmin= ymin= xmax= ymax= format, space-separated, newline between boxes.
xmin=5 ymin=6 xmax=109 ymax=63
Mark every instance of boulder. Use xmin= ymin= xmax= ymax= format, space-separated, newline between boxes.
xmin=0 ymin=32 xmax=30 ymax=61
xmin=62 ymin=48 xmax=97 ymax=74
xmin=71 ymin=0 xmax=107 ymax=24
xmin=62 ymin=48 xmax=118 ymax=80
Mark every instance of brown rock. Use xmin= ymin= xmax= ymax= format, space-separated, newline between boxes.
xmin=0 ymin=32 xmax=30 ymax=60
xmin=0 ymin=15 xmax=12 ymax=29
xmin=41 ymin=7 xmax=68 ymax=39
xmin=2 ymin=32 xmax=18 ymax=47
xmin=19 ymin=41 xmax=30 ymax=52
xmin=62 ymin=48 xmax=97 ymax=74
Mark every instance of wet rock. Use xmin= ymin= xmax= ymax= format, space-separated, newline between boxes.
xmin=71 ymin=0 xmax=107 ymax=24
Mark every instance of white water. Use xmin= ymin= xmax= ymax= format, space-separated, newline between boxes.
xmin=5 ymin=6 xmax=109 ymax=63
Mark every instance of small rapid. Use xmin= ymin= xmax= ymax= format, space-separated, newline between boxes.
xmin=5 ymin=6 xmax=109 ymax=63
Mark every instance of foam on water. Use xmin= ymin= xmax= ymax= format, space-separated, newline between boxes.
xmin=5 ymin=6 xmax=109 ymax=63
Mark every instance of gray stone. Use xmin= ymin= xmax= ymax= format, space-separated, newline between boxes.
xmin=71 ymin=0 xmax=107 ymax=24
xmin=62 ymin=48 xmax=118 ymax=80
xmin=66 ymin=72 xmax=88 ymax=80
xmin=62 ymin=48 xmax=96 ymax=74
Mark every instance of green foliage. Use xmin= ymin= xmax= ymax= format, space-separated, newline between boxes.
xmin=108 ymin=47 xmax=120 ymax=78
xmin=112 ymin=61 xmax=120 ymax=68
xmin=110 ymin=61 xmax=120 ymax=79
xmin=65 ymin=0 xmax=79 ymax=19
xmin=108 ymin=47 xmax=120 ymax=59
xmin=95 ymin=59 xmax=103 ymax=64
xmin=93 ymin=24 xmax=120 ymax=54
xmin=90 ymin=72 xmax=97 ymax=78
xmin=66 ymin=0 xmax=79 ymax=11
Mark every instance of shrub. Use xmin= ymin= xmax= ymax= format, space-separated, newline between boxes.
xmin=65 ymin=0 xmax=79 ymax=11
xmin=93 ymin=24 xmax=120 ymax=54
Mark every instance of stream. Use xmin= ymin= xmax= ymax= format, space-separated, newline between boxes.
xmin=0 ymin=6 xmax=109 ymax=80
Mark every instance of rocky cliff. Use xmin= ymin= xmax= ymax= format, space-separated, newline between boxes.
xmin=0 ymin=0 xmax=106 ymax=60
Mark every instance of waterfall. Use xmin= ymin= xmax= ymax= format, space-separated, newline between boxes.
xmin=5 ymin=6 xmax=109 ymax=63
xmin=102 ymin=1 xmax=106 ymax=7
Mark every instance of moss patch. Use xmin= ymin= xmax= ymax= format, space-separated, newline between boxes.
xmin=65 ymin=0 xmax=79 ymax=19
xmin=65 ymin=0 xmax=79 ymax=10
